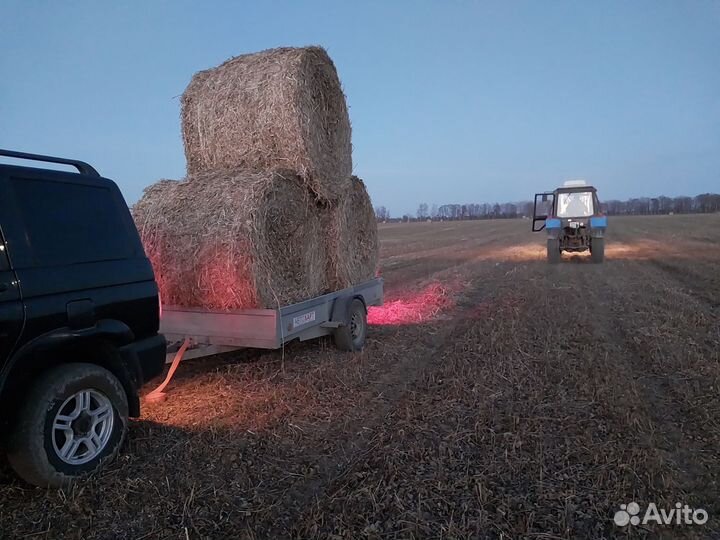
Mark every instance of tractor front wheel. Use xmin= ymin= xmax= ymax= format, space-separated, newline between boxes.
xmin=591 ymin=237 xmax=605 ymax=263
xmin=547 ymin=239 xmax=560 ymax=264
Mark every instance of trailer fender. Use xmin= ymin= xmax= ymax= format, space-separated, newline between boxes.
xmin=330 ymin=294 xmax=367 ymax=326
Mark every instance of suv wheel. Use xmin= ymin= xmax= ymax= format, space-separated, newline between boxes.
xmin=7 ymin=363 xmax=128 ymax=488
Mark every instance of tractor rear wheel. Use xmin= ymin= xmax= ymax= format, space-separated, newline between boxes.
xmin=591 ymin=237 xmax=605 ymax=263
xmin=547 ymin=239 xmax=560 ymax=264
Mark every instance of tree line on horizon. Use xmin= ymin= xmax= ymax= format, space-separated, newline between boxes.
xmin=374 ymin=193 xmax=720 ymax=222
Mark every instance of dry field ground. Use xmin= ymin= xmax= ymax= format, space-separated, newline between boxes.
xmin=2 ymin=214 xmax=719 ymax=539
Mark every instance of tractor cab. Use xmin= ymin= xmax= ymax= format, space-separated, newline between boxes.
xmin=532 ymin=180 xmax=607 ymax=263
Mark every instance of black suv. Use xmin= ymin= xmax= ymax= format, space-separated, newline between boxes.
xmin=0 ymin=149 xmax=166 ymax=487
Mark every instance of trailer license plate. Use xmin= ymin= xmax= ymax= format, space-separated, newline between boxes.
xmin=293 ymin=311 xmax=316 ymax=329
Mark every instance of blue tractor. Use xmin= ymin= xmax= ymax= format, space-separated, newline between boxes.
xmin=531 ymin=180 xmax=608 ymax=263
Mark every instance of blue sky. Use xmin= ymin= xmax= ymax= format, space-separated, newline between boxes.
xmin=2 ymin=1 xmax=718 ymax=217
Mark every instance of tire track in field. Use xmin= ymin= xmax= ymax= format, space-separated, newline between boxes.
xmin=586 ymin=259 xmax=720 ymax=534
xmin=289 ymin=266 xmax=528 ymax=538
xmin=575 ymin=265 xmax=692 ymax=489
xmin=646 ymin=259 xmax=720 ymax=311
xmin=265 ymin=262 xmax=518 ymax=536
xmin=482 ymin=262 xmax=679 ymax=537
xmin=291 ymin=259 xmax=683 ymax=538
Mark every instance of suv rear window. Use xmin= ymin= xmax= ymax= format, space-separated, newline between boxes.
xmin=10 ymin=178 xmax=133 ymax=266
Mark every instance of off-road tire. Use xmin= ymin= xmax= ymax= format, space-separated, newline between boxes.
xmin=547 ymin=239 xmax=561 ymax=264
xmin=333 ymin=299 xmax=367 ymax=352
xmin=591 ymin=237 xmax=605 ymax=263
xmin=6 ymin=363 xmax=128 ymax=488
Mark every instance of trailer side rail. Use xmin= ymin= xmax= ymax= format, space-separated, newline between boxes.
xmin=161 ymin=278 xmax=383 ymax=357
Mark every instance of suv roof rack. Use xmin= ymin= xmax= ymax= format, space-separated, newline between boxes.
xmin=0 ymin=149 xmax=100 ymax=177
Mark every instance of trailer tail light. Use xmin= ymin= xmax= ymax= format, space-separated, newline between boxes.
xmin=158 ymin=290 xmax=163 ymax=319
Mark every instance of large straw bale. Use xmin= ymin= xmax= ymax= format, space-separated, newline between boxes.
xmin=132 ymin=169 xmax=328 ymax=310
xmin=181 ymin=46 xmax=352 ymax=201
xmin=324 ymin=176 xmax=379 ymax=290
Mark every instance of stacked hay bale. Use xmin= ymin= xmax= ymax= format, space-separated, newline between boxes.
xmin=322 ymin=176 xmax=378 ymax=290
xmin=181 ymin=46 xmax=352 ymax=202
xmin=132 ymin=170 xmax=328 ymax=310
xmin=133 ymin=46 xmax=377 ymax=310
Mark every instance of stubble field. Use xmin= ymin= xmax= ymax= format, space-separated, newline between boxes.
xmin=1 ymin=214 xmax=719 ymax=539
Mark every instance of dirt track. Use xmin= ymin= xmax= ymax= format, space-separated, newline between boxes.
xmin=1 ymin=214 xmax=719 ymax=539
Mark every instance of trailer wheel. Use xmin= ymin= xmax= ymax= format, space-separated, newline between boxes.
xmin=547 ymin=239 xmax=560 ymax=264
xmin=6 ymin=363 xmax=128 ymax=488
xmin=333 ymin=298 xmax=367 ymax=352
xmin=591 ymin=237 xmax=605 ymax=263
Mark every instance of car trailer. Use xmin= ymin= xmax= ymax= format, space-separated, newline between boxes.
xmin=148 ymin=278 xmax=384 ymax=400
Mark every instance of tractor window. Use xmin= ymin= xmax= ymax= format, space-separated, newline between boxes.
xmin=556 ymin=191 xmax=594 ymax=218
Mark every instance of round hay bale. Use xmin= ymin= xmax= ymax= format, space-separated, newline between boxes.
xmin=324 ymin=176 xmax=379 ymax=290
xmin=132 ymin=170 xmax=328 ymax=310
xmin=131 ymin=179 xmax=182 ymax=304
xmin=181 ymin=46 xmax=352 ymax=201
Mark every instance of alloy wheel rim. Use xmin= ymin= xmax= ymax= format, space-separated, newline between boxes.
xmin=52 ymin=389 xmax=114 ymax=465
